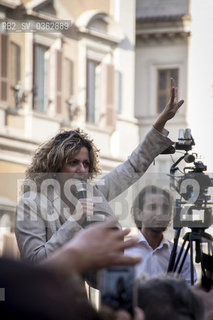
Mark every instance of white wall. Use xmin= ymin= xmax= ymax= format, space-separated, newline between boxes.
xmin=111 ymin=0 xmax=139 ymax=160
xmin=135 ymin=37 xmax=188 ymax=141
xmin=187 ymin=0 xmax=213 ymax=172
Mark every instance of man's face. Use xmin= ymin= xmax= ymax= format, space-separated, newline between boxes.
xmin=140 ymin=192 xmax=171 ymax=232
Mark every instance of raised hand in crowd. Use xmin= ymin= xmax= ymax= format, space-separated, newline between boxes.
xmin=41 ymin=220 xmax=141 ymax=276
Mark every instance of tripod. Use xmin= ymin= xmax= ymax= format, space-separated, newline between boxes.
xmin=167 ymin=227 xmax=213 ymax=286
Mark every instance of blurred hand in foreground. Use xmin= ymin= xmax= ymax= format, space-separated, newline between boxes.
xmin=42 ymin=220 xmax=141 ymax=275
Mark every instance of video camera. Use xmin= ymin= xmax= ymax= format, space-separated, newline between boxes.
xmin=164 ymin=128 xmax=213 ymax=229
xmin=165 ymin=129 xmax=213 ymax=289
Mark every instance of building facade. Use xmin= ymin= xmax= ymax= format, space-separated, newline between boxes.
xmin=0 ymin=0 xmax=138 ymax=256
xmin=0 ymin=0 xmax=213 ymax=260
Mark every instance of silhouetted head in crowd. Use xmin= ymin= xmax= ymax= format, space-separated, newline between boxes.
xmin=0 ymin=257 xmax=101 ymax=320
xmin=137 ymin=276 xmax=205 ymax=320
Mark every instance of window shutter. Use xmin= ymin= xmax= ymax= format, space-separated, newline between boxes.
xmin=64 ymin=58 xmax=74 ymax=119
xmin=105 ymin=64 xmax=115 ymax=128
xmin=55 ymin=50 xmax=62 ymax=114
xmin=9 ymin=41 xmax=21 ymax=108
xmin=64 ymin=58 xmax=74 ymax=98
xmin=33 ymin=44 xmax=39 ymax=110
xmin=0 ymin=34 xmax=9 ymax=103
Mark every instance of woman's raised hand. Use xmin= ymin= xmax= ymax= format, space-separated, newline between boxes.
xmin=154 ymin=78 xmax=184 ymax=132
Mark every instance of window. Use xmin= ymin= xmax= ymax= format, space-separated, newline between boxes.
xmin=157 ymin=69 xmax=178 ymax=113
xmin=0 ymin=34 xmax=9 ymax=102
xmin=86 ymin=57 xmax=115 ymax=128
xmin=86 ymin=59 xmax=101 ymax=124
xmin=33 ymin=43 xmax=49 ymax=112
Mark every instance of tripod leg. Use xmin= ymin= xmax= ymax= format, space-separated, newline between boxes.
xmin=200 ymin=233 xmax=213 ymax=290
xmin=175 ymin=235 xmax=194 ymax=285
xmin=189 ymin=233 xmax=195 ymax=285
xmin=177 ymin=244 xmax=190 ymax=274
xmin=195 ymin=239 xmax=201 ymax=263
xmin=208 ymin=240 xmax=213 ymax=255
xmin=173 ymin=237 xmax=188 ymax=272
xmin=167 ymin=229 xmax=181 ymax=272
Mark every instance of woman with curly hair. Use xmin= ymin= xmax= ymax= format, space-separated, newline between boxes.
xmin=15 ymin=78 xmax=184 ymax=264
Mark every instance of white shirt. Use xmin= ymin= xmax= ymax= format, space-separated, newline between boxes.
xmin=125 ymin=231 xmax=197 ymax=285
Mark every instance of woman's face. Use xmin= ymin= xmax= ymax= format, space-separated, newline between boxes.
xmin=60 ymin=146 xmax=90 ymax=177
xmin=58 ymin=147 xmax=90 ymax=198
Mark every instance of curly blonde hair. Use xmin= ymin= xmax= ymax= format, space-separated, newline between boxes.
xmin=26 ymin=129 xmax=101 ymax=187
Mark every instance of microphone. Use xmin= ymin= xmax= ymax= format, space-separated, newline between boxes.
xmin=74 ymin=180 xmax=87 ymax=199
xmin=73 ymin=180 xmax=107 ymax=225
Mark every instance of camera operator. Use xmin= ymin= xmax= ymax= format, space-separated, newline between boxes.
xmin=125 ymin=185 xmax=197 ymax=285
